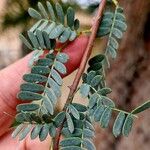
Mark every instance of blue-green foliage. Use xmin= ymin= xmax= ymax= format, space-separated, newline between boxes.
xmin=13 ymin=51 xmax=69 ymax=140
xmin=79 ymin=5 xmax=150 ymax=139
xmin=12 ymin=1 xmax=150 ymax=148
xmin=61 ymin=114 xmax=96 ymax=150
xmin=20 ymin=1 xmax=80 ymax=51
xmin=97 ymin=6 xmax=127 ymax=63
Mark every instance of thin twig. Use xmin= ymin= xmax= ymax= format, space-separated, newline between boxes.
xmin=53 ymin=0 xmax=107 ymax=149
xmin=64 ymin=0 xmax=107 ymax=108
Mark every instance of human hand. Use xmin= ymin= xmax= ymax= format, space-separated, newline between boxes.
xmin=0 ymin=36 xmax=88 ymax=150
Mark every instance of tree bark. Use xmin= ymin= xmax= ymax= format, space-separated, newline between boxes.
xmin=94 ymin=0 xmax=150 ymax=149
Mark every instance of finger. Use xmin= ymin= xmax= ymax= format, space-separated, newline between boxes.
xmin=0 ymin=35 xmax=88 ymax=136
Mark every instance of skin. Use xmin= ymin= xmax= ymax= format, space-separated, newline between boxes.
xmin=0 ymin=36 xmax=88 ymax=150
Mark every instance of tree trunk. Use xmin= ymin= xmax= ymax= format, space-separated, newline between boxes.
xmin=94 ymin=0 xmax=150 ymax=149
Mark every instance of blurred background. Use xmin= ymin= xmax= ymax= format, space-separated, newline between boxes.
xmin=0 ymin=0 xmax=150 ymax=150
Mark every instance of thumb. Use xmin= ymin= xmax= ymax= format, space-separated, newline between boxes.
xmin=0 ymin=35 xmax=89 ymax=136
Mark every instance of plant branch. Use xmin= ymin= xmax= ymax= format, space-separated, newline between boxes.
xmin=65 ymin=0 xmax=107 ymax=106
xmin=53 ymin=0 xmax=107 ymax=149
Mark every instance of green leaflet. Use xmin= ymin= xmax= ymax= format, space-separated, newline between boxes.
xmin=122 ymin=114 xmax=134 ymax=136
xmin=86 ymin=71 xmax=96 ymax=84
xmin=22 ymin=113 xmax=32 ymax=122
xmin=74 ymin=19 xmax=80 ymax=30
xmin=12 ymin=124 xmax=24 ymax=138
xmin=19 ymin=124 xmax=32 ymax=141
xmin=113 ymin=112 xmax=126 ymax=137
xmin=88 ymin=54 xmax=105 ymax=66
xmin=48 ymin=78 xmax=61 ymax=97
xmin=97 ymin=87 xmax=112 ymax=96
xmin=31 ymin=124 xmax=43 ymax=140
xmin=31 ymin=66 xmax=50 ymax=75
xmin=46 ymin=1 xmax=56 ymax=21
xmin=23 ymin=73 xmax=47 ymax=83
xmin=112 ymin=28 xmax=123 ymax=39
xmin=72 ymin=103 xmax=87 ymax=112
xmin=62 ymin=128 xmax=82 ymax=138
xmin=36 ymin=30 xmax=46 ymax=49
xmin=73 ymin=120 xmax=84 ymax=129
xmin=17 ymin=103 xmax=39 ymax=112
xmin=49 ymin=24 xmax=65 ymax=39
xmin=116 ymin=12 xmax=126 ymax=22
xmin=28 ymin=50 xmax=44 ymax=67
xmin=60 ymin=137 xmax=81 ymax=147
xmin=27 ymin=31 xmax=40 ymax=49
xmin=43 ymin=96 xmax=54 ymax=115
xmin=49 ymin=123 xmax=56 ymax=138
xmin=38 ymin=2 xmax=49 ymax=19
xmin=42 ymin=114 xmax=52 ymax=123
xmin=19 ymin=34 xmax=33 ymax=50
xmin=114 ymin=20 xmax=127 ymax=31
xmin=17 ymin=91 xmax=42 ymax=101
xmin=83 ymin=128 xmax=94 ymax=138
xmin=85 ymin=121 xmax=95 ymax=131
xmin=28 ymin=8 xmax=42 ymax=20
xmin=69 ymin=104 xmax=80 ymax=120
xmin=20 ymin=83 xmax=44 ymax=92
xmin=90 ymin=75 xmax=102 ymax=87
xmin=56 ymin=53 xmax=69 ymax=63
xmin=93 ymin=105 xmax=105 ymax=122
xmin=39 ymin=124 xmax=49 ymax=141
xmin=80 ymin=84 xmax=90 ymax=98
xmin=69 ymin=30 xmax=77 ymax=41
xmin=101 ymin=96 xmax=115 ymax=108
xmin=82 ymin=139 xmax=96 ymax=150
xmin=97 ymin=27 xmax=110 ymax=37
xmin=100 ymin=107 xmax=112 ymax=128
xmin=66 ymin=112 xmax=74 ymax=133
xmin=43 ymin=32 xmax=52 ymax=50
xmin=103 ymin=12 xmax=114 ymax=19
xmin=89 ymin=93 xmax=100 ymax=109
xmin=30 ymin=20 xmax=42 ymax=32
xmin=131 ymin=100 xmax=150 ymax=114
xmin=15 ymin=113 xmax=26 ymax=123
xmin=55 ymin=3 xmax=65 ymax=24
xmin=67 ymin=7 xmax=75 ymax=28
xmin=106 ymin=45 xmax=117 ymax=58
xmin=46 ymin=52 xmax=55 ymax=59
xmin=54 ymin=61 xmax=67 ymax=74
xmin=30 ymin=114 xmax=42 ymax=123
xmin=36 ymin=58 xmax=53 ymax=66
xmin=45 ymin=87 xmax=57 ymax=105
xmin=109 ymin=37 xmax=119 ymax=50
xmin=100 ymin=18 xmax=112 ymax=27
xmin=88 ymin=62 xmax=102 ymax=72
xmin=54 ymin=112 xmax=66 ymax=127
xmin=44 ymin=22 xmax=56 ymax=35
xmin=59 ymin=27 xmax=71 ymax=43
